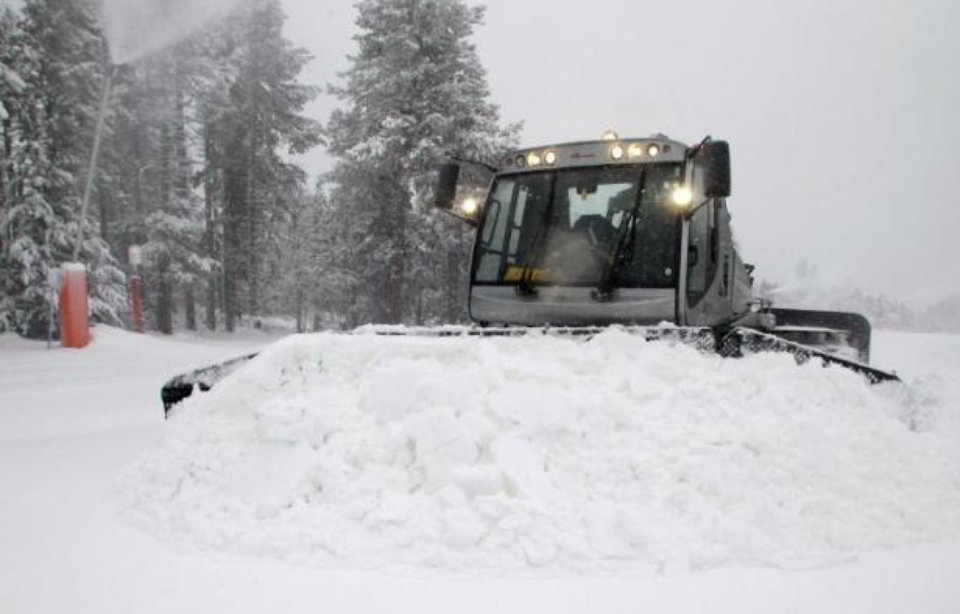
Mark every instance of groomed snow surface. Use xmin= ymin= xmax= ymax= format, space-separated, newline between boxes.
xmin=3 ymin=327 xmax=960 ymax=612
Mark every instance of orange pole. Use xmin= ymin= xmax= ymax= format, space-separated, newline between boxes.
xmin=130 ymin=275 xmax=145 ymax=334
xmin=59 ymin=263 xmax=91 ymax=348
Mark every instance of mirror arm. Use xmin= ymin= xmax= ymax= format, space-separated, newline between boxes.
xmin=438 ymin=207 xmax=479 ymax=226
xmin=682 ymin=198 xmax=712 ymax=221
xmin=685 ymin=135 xmax=713 ymax=161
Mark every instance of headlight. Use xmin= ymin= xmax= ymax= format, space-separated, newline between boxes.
xmin=460 ymin=198 xmax=479 ymax=215
xmin=628 ymin=144 xmax=644 ymax=158
xmin=647 ymin=144 xmax=661 ymax=158
xmin=527 ymin=152 xmax=542 ymax=167
xmin=610 ymin=144 xmax=625 ymax=160
xmin=671 ymin=186 xmax=693 ymax=207
xmin=544 ymin=151 xmax=557 ymax=165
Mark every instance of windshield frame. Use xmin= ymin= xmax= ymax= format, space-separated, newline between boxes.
xmin=470 ymin=163 xmax=685 ymax=291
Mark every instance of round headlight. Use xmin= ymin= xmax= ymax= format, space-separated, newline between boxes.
xmin=527 ymin=152 xmax=542 ymax=167
xmin=544 ymin=151 xmax=557 ymax=165
xmin=671 ymin=186 xmax=693 ymax=208
xmin=460 ymin=198 xmax=479 ymax=215
xmin=610 ymin=145 xmax=625 ymax=160
xmin=628 ymin=144 xmax=644 ymax=158
xmin=647 ymin=144 xmax=661 ymax=158
xmin=515 ymin=155 xmax=526 ymax=167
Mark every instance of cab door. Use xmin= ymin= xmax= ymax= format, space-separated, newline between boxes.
xmin=679 ymin=142 xmax=736 ymax=327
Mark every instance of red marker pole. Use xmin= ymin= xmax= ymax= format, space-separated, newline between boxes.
xmin=128 ymin=245 xmax=145 ymax=334
xmin=130 ymin=277 xmax=145 ymax=334
xmin=59 ymin=263 xmax=91 ymax=348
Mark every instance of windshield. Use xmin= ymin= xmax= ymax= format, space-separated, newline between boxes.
xmin=472 ymin=164 xmax=684 ymax=288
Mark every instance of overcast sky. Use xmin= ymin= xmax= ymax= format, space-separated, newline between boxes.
xmin=279 ymin=0 xmax=959 ymax=300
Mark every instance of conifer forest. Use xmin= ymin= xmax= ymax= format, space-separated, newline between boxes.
xmin=0 ymin=0 xmax=517 ymax=337
xmin=0 ymin=0 xmax=956 ymax=337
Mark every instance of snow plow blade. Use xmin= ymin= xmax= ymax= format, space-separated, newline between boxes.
xmin=718 ymin=327 xmax=900 ymax=385
xmin=161 ymin=352 xmax=258 ymax=417
xmin=160 ymin=324 xmax=898 ymax=416
xmin=770 ymin=308 xmax=873 ymax=363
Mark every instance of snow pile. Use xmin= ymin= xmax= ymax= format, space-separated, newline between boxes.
xmin=120 ymin=330 xmax=960 ymax=572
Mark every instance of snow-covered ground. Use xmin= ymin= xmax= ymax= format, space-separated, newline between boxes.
xmin=1 ymin=326 xmax=959 ymax=613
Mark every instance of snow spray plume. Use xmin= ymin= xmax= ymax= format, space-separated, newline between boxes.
xmin=73 ymin=64 xmax=119 ymax=263
xmin=100 ymin=0 xmax=245 ymax=65
xmin=74 ymin=0 xmax=244 ymax=261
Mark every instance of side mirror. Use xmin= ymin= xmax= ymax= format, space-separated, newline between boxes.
xmin=435 ymin=163 xmax=460 ymax=210
xmin=700 ymin=141 xmax=731 ymax=198
xmin=433 ymin=160 xmax=492 ymax=225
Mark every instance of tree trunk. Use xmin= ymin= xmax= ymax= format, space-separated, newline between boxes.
xmin=296 ymin=286 xmax=304 ymax=333
xmin=1 ymin=116 xmax=10 ymax=202
xmin=205 ymin=280 xmax=217 ymax=331
xmin=244 ymin=144 xmax=259 ymax=317
xmin=224 ymin=270 xmax=237 ymax=333
xmin=156 ymin=95 xmax=174 ymax=335
xmin=202 ymin=124 xmax=219 ymax=332
xmin=158 ymin=271 xmax=173 ymax=335
xmin=184 ymin=286 xmax=197 ymax=331
xmin=385 ymin=191 xmax=408 ymax=324
xmin=174 ymin=86 xmax=190 ymax=201
xmin=386 ymin=250 xmax=404 ymax=325
xmin=223 ymin=150 xmax=245 ymax=333
xmin=98 ymin=190 xmax=110 ymax=244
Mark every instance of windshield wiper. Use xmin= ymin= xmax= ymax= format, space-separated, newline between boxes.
xmin=516 ymin=177 xmax=557 ymax=298
xmin=593 ymin=167 xmax=647 ymax=302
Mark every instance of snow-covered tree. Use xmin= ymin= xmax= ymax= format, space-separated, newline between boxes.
xmin=0 ymin=0 xmax=126 ymax=337
xmin=325 ymin=0 xmax=519 ymax=325
xmin=258 ymin=181 xmax=331 ymax=332
xmin=208 ymin=0 xmax=321 ymax=331
xmin=0 ymin=0 xmax=321 ymax=337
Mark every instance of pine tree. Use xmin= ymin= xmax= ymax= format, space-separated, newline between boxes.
xmin=212 ymin=0 xmax=320 ymax=331
xmin=0 ymin=0 xmax=126 ymax=337
xmin=325 ymin=0 xmax=518 ymax=325
xmin=123 ymin=50 xmax=217 ymax=334
xmin=1 ymin=0 xmax=320 ymax=337
xmin=97 ymin=0 xmax=316 ymax=335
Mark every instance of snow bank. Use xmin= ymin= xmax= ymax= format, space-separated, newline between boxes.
xmin=120 ymin=330 xmax=960 ymax=573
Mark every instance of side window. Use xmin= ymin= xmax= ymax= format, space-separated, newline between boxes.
xmin=481 ymin=199 xmax=501 ymax=245
xmin=475 ymin=179 xmax=515 ymax=282
xmin=686 ymin=165 xmax=713 ymax=305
